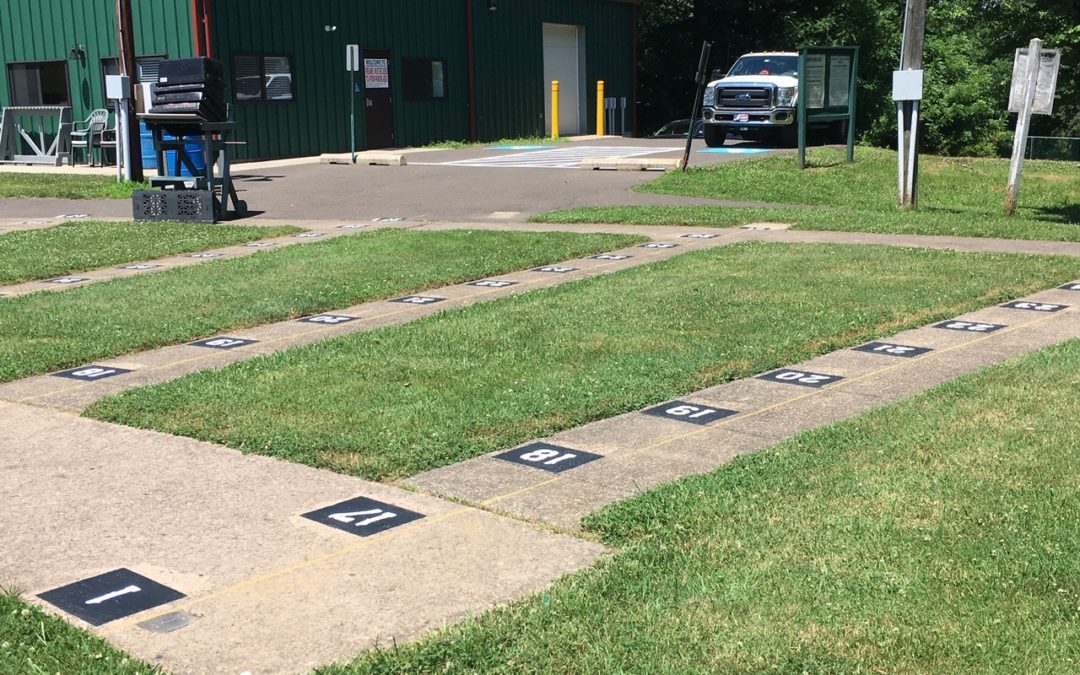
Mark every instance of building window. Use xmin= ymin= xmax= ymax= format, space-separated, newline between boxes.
xmin=403 ymin=59 xmax=447 ymax=101
xmin=232 ymin=54 xmax=294 ymax=102
xmin=7 ymin=61 xmax=70 ymax=106
xmin=101 ymin=55 xmax=167 ymax=102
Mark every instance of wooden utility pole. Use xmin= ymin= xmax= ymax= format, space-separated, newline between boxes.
xmin=1004 ymin=38 xmax=1042 ymax=216
xmin=897 ymin=0 xmax=925 ymax=208
xmin=116 ymin=0 xmax=144 ymax=181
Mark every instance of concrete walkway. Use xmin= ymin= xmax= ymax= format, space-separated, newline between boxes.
xmin=2 ymin=223 xmax=1079 ymax=674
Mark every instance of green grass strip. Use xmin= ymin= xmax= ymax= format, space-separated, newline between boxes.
xmin=0 ymin=229 xmax=641 ymax=382
xmin=0 ymin=591 xmax=153 ymax=674
xmin=0 ymin=220 xmax=299 ymax=285
xmin=0 ymin=174 xmax=148 ymax=199
xmin=533 ymin=147 xmax=1080 ymax=241
xmin=88 ymin=242 xmax=1080 ymax=481
xmin=324 ymin=337 xmax=1080 ymax=674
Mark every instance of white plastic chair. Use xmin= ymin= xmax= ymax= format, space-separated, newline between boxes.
xmin=69 ymin=109 xmax=109 ymax=166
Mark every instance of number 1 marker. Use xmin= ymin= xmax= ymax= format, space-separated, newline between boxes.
xmin=85 ymin=585 xmax=141 ymax=605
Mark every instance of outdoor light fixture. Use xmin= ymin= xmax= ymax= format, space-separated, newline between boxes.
xmin=68 ymin=44 xmax=86 ymax=61
xmin=488 ymin=1 xmax=497 ymax=11
xmin=324 ymin=25 xmax=337 ymax=32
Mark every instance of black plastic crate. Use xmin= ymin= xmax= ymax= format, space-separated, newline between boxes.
xmin=133 ymin=190 xmax=216 ymax=223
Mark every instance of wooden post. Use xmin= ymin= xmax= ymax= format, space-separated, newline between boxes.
xmin=1005 ymin=38 xmax=1042 ymax=216
xmin=897 ymin=0 xmax=925 ymax=208
xmin=116 ymin=0 xmax=144 ymax=181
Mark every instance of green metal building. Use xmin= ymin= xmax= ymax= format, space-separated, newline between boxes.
xmin=1 ymin=0 xmax=637 ymax=160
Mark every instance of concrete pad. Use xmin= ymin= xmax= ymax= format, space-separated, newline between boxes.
xmin=485 ymin=475 xmax=633 ymax=531
xmin=567 ymin=445 xmax=733 ymax=493
xmin=690 ymin=377 xmax=809 ymax=411
xmin=322 ymin=151 xmax=407 ymax=166
xmin=407 ymin=456 xmax=555 ymax=503
xmin=721 ymin=390 xmax=882 ymax=444
xmin=580 ymin=156 xmax=682 ymax=171
xmin=790 ymin=349 xmax=906 ymax=378
xmin=106 ymin=508 xmax=604 ymax=675
xmin=1 ymin=401 xmax=605 ymax=674
xmin=545 ymin=411 xmax=700 ymax=455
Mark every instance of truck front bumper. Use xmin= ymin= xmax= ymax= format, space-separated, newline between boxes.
xmin=703 ymin=107 xmax=795 ymax=127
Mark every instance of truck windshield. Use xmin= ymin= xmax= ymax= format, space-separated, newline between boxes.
xmin=728 ymin=55 xmax=798 ymax=77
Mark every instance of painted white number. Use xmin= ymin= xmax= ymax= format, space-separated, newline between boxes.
xmin=72 ymin=367 xmax=117 ymax=379
xmin=296 ymin=233 xmax=323 ymax=238
xmin=1014 ymin=302 xmax=1059 ymax=311
xmin=474 ymin=280 xmax=512 ymax=287
xmin=329 ymin=508 xmax=397 ymax=527
xmin=538 ymin=267 xmax=573 ymax=273
xmin=309 ymin=316 xmax=351 ymax=324
xmin=191 ymin=253 xmax=220 ymax=258
xmin=665 ymin=405 xmax=718 ymax=418
xmin=53 ymin=277 xmax=84 ymax=284
xmin=206 ymin=339 xmax=244 ymax=347
xmin=684 ymin=233 xmax=715 ymax=239
xmin=401 ymin=297 xmax=435 ymax=304
xmin=644 ymin=243 xmax=675 ymax=249
xmin=873 ymin=344 xmax=916 ymax=355
xmin=520 ymin=449 xmax=578 ymax=465
xmin=776 ymin=371 xmax=830 ymax=384
xmin=85 ymin=585 xmax=140 ymax=605
xmin=946 ymin=321 xmax=996 ymax=332
xmin=124 ymin=264 xmax=157 ymax=270
xmin=594 ymin=255 xmax=628 ymax=260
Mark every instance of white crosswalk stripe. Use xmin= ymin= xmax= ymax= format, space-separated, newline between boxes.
xmin=416 ymin=145 xmax=679 ymax=169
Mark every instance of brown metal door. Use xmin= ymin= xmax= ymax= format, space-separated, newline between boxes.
xmin=362 ymin=49 xmax=394 ymax=149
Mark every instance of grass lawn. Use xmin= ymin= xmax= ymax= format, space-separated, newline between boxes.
xmin=0 ymin=591 xmax=152 ymax=674
xmin=328 ymin=337 xmax=1080 ymax=674
xmin=0 ymin=174 xmax=148 ymax=199
xmin=0 ymin=220 xmax=299 ymax=285
xmin=0 ymin=229 xmax=639 ymax=382
xmin=423 ymin=136 xmax=569 ymax=150
xmin=87 ymin=242 xmax=1080 ymax=481
xmin=533 ymin=147 xmax=1080 ymax=241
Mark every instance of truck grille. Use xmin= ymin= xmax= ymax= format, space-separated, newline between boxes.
xmin=716 ymin=86 xmax=773 ymax=108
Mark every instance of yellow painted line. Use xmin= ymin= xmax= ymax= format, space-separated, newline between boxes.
xmin=96 ymin=505 xmax=472 ymax=637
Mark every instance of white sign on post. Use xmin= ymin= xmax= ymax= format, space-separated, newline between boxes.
xmin=345 ymin=44 xmax=360 ymax=72
xmin=828 ymin=55 xmax=851 ymax=107
xmin=803 ymin=54 xmax=826 ymax=109
xmin=1008 ymin=48 xmax=1060 ymax=115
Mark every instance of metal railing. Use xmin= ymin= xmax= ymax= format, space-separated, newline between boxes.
xmin=1024 ymin=136 xmax=1080 ymax=161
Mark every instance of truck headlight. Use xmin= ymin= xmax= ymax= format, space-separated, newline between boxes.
xmin=703 ymin=86 xmax=716 ymax=107
xmin=776 ymin=86 xmax=795 ymax=107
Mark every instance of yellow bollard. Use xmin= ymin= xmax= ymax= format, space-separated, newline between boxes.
xmin=596 ymin=80 xmax=605 ymax=135
xmin=551 ymin=80 xmax=560 ymax=139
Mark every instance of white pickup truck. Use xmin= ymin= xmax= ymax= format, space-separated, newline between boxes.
xmin=700 ymin=52 xmax=801 ymax=147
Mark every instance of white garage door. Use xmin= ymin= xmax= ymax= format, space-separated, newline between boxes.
xmin=543 ymin=23 xmax=585 ymax=136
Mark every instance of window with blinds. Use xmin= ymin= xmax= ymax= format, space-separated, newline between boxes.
xmin=233 ymin=54 xmax=294 ymax=103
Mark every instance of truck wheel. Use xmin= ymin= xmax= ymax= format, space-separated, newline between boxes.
xmin=704 ymin=125 xmax=726 ymax=147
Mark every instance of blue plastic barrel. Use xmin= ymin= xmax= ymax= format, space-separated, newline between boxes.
xmin=164 ymin=135 xmax=206 ymax=178
xmin=140 ymin=122 xmax=156 ymax=170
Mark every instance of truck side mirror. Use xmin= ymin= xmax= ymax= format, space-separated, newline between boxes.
xmin=711 ymin=68 xmax=726 ymax=80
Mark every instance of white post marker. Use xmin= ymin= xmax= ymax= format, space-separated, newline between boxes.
xmin=346 ymin=44 xmax=361 ymax=164
xmin=1005 ymin=39 xmax=1060 ymax=216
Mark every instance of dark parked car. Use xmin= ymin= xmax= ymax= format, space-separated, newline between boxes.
xmin=650 ymin=118 xmax=704 ymax=138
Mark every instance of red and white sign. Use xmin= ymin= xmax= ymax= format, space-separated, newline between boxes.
xmin=364 ymin=59 xmax=389 ymax=89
